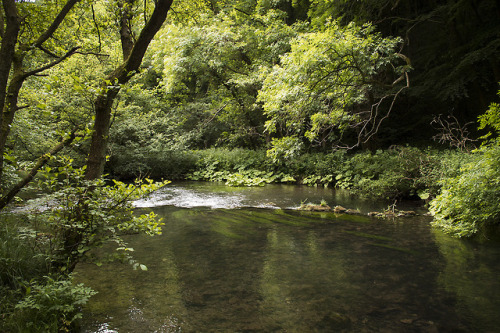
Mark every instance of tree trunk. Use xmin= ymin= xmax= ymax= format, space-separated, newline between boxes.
xmin=0 ymin=0 xmax=20 ymax=118
xmin=0 ymin=1 xmax=20 ymax=184
xmin=0 ymin=56 xmax=24 ymax=187
xmin=85 ymin=0 xmax=174 ymax=180
xmin=119 ymin=0 xmax=136 ymax=60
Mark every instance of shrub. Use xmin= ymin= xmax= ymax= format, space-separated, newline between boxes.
xmin=36 ymin=156 xmax=168 ymax=272
xmin=430 ymin=145 xmax=500 ymax=237
xmin=0 ymin=216 xmax=50 ymax=291
xmin=13 ymin=276 xmax=96 ymax=332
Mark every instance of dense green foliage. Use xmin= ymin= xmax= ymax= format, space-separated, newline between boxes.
xmin=430 ymin=145 xmax=500 ymax=237
xmin=122 ymin=146 xmax=467 ymax=203
xmin=259 ymin=21 xmax=408 ymax=149
xmin=0 ymin=217 xmax=94 ymax=332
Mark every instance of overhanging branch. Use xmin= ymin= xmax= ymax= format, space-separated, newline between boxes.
xmin=0 ymin=131 xmax=79 ymax=210
xmin=22 ymin=46 xmax=80 ymax=79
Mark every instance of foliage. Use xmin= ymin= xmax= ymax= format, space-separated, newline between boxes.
xmin=478 ymin=86 xmax=500 ymax=145
xmin=266 ymin=136 xmax=304 ymax=164
xmin=429 ymin=92 xmax=500 ymax=238
xmin=34 ymin=156 xmax=169 ymax=272
xmin=13 ymin=276 xmax=96 ymax=332
xmin=258 ymin=20 xmax=408 ymax=150
xmin=0 ymin=156 xmax=168 ymax=331
xmin=0 ymin=217 xmax=92 ymax=333
xmin=188 ymin=148 xmax=272 ymax=185
xmin=182 ymin=147 xmax=469 ymax=203
xmin=143 ymin=9 xmax=299 ymax=149
xmin=224 ymin=170 xmax=275 ymax=187
xmin=107 ymin=105 xmax=199 ymax=179
xmin=0 ymin=218 xmax=48 ymax=287
xmin=430 ymin=145 xmax=500 ymax=238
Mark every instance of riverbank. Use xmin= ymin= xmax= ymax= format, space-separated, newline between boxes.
xmin=108 ymin=146 xmax=471 ymax=203
xmin=109 ymin=145 xmax=500 ymax=238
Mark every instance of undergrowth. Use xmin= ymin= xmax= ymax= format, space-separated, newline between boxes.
xmin=162 ymin=146 xmax=470 ymax=201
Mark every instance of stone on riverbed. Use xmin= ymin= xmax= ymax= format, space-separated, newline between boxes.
xmin=368 ymin=210 xmax=418 ymax=218
xmin=333 ymin=205 xmax=347 ymax=213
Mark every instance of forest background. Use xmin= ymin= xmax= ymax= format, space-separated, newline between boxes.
xmin=0 ymin=0 xmax=499 ymax=331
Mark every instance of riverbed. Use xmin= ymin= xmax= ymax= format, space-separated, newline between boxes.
xmin=75 ymin=182 xmax=500 ymax=332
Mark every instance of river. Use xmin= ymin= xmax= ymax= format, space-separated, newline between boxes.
xmin=75 ymin=182 xmax=500 ymax=332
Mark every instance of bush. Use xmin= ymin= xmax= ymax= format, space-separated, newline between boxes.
xmin=430 ymin=145 xmax=500 ymax=237
xmin=13 ymin=276 xmax=96 ymax=332
xmin=1 ymin=157 xmax=167 ymax=331
xmin=0 ymin=218 xmax=94 ymax=333
xmin=0 ymin=216 xmax=50 ymax=290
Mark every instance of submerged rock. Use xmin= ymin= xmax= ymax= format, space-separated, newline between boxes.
xmin=299 ymin=204 xmax=331 ymax=211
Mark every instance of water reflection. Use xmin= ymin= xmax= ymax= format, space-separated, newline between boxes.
xmin=433 ymin=230 xmax=500 ymax=332
xmin=76 ymin=184 xmax=500 ymax=332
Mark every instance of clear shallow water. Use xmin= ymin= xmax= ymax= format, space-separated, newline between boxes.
xmin=132 ymin=182 xmax=399 ymax=212
xmin=76 ymin=183 xmax=500 ymax=332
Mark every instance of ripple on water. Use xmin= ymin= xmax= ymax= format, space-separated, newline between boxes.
xmin=133 ymin=185 xmax=284 ymax=210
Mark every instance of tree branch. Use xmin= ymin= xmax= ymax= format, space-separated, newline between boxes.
xmin=122 ymin=0 xmax=173 ymax=77
xmin=37 ymin=45 xmax=60 ymax=58
xmin=91 ymin=4 xmax=102 ymax=53
xmin=0 ymin=131 xmax=78 ymax=210
xmin=22 ymin=47 xmax=80 ymax=79
xmin=33 ymin=0 xmax=81 ymax=48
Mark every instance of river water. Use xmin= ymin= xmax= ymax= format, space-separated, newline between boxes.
xmin=76 ymin=182 xmax=500 ymax=332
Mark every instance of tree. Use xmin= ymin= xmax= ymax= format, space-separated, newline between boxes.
xmin=258 ymin=21 xmax=410 ymax=156
xmin=0 ymin=0 xmax=82 ymax=188
xmin=136 ymin=8 xmax=297 ymax=150
xmin=85 ymin=0 xmax=174 ymax=179
xmin=0 ymin=0 xmax=173 ymax=206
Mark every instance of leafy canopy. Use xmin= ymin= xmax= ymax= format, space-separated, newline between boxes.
xmin=258 ymin=21 xmax=407 ymax=156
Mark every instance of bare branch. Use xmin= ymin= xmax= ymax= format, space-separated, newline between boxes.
xmin=431 ymin=113 xmax=477 ymax=152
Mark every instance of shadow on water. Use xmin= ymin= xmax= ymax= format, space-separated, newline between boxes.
xmin=75 ymin=183 xmax=500 ymax=332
